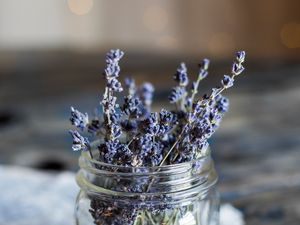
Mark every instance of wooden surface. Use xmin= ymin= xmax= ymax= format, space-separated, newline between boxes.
xmin=0 ymin=51 xmax=299 ymax=224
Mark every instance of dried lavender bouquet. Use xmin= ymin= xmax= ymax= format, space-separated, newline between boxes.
xmin=70 ymin=49 xmax=246 ymax=225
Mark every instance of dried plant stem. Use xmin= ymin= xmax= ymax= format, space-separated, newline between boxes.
xmin=190 ymin=77 xmax=204 ymax=109
xmin=159 ymin=129 xmax=185 ymax=166
xmin=88 ymin=147 xmax=94 ymax=159
xmin=145 ymin=127 xmax=186 ymax=192
xmin=145 ymin=212 xmax=156 ymax=224
xmin=146 ymin=60 xmax=243 ymax=192
xmin=166 ymin=209 xmax=179 ymax=225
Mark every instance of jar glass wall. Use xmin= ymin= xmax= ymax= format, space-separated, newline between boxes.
xmin=75 ymin=150 xmax=220 ymax=225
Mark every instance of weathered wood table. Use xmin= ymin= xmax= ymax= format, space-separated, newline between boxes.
xmin=0 ymin=51 xmax=299 ymax=224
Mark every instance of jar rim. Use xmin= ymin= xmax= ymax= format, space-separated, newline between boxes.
xmin=77 ymin=147 xmax=218 ymax=203
xmin=81 ymin=146 xmax=211 ymax=171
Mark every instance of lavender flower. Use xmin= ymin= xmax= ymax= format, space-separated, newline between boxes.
xmin=104 ymin=49 xmax=124 ymax=80
xmin=236 ymin=51 xmax=246 ymax=63
xmin=222 ymin=75 xmax=234 ymax=88
xmin=140 ymin=112 xmax=160 ymax=136
xmin=173 ymin=63 xmax=188 ymax=87
xmin=98 ymin=139 xmax=133 ymax=166
xmin=169 ymin=87 xmax=185 ymax=104
xmin=69 ymin=49 xmax=247 ymax=225
xmin=198 ymin=59 xmax=210 ymax=79
xmin=69 ymin=130 xmax=90 ymax=151
xmin=122 ymin=96 xmax=144 ymax=119
xmin=102 ymin=49 xmax=125 ymax=141
xmin=124 ymin=77 xmax=136 ymax=96
xmin=135 ymin=134 xmax=163 ymax=166
xmin=215 ymin=95 xmax=229 ymax=113
xmin=70 ymin=107 xmax=89 ymax=130
xmin=140 ymin=82 xmax=154 ymax=107
xmin=232 ymin=51 xmax=246 ymax=75
xmin=232 ymin=62 xmax=245 ymax=76
xmin=169 ymin=63 xmax=190 ymax=110
xmin=107 ymin=77 xmax=123 ymax=92
xmin=159 ymin=109 xmax=175 ymax=124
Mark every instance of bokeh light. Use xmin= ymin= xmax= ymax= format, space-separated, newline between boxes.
xmin=68 ymin=0 xmax=94 ymax=16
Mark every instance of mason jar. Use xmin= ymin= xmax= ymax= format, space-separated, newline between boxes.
xmin=75 ymin=149 xmax=219 ymax=225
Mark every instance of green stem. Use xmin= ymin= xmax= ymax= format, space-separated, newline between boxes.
xmin=146 ymin=212 xmax=156 ymax=224
xmin=190 ymin=77 xmax=203 ymax=110
xmin=166 ymin=209 xmax=179 ymax=225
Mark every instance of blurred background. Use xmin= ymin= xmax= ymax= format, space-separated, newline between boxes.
xmin=0 ymin=0 xmax=300 ymax=224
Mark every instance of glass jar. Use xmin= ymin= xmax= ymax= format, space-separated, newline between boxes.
xmin=75 ymin=149 xmax=219 ymax=225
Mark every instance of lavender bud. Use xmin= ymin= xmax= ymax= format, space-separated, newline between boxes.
xmin=193 ymin=102 xmax=203 ymax=115
xmin=107 ymin=77 xmax=123 ymax=92
xmin=111 ymin=123 xmax=122 ymax=139
xmin=122 ymin=96 xmax=143 ymax=118
xmin=104 ymin=64 xmax=121 ymax=78
xmin=110 ymin=113 xmax=121 ymax=124
xmin=201 ymin=58 xmax=210 ymax=71
xmin=124 ymin=77 xmax=136 ymax=96
xmin=159 ymin=109 xmax=175 ymax=124
xmin=69 ymin=130 xmax=90 ymax=151
xmin=104 ymin=50 xmax=124 ymax=90
xmin=174 ymin=63 xmax=189 ymax=87
xmin=140 ymin=82 xmax=155 ymax=107
xmin=222 ymin=75 xmax=234 ymax=88
xmin=141 ymin=112 xmax=160 ymax=136
xmin=99 ymin=140 xmax=119 ymax=164
xmin=199 ymin=70 xmax=208 ymax=80
xmin=215 ymin=95 xmax=229 ymax=113
xmin=236 ymin=51 xmax=246 ymax=63
xmin=232 ymin=62 xmax=245 ymax=76
xmin=169 ymin=87 xmax=185 ymax=103
xmin=208 ymin=108 xmax=223 ymax=129
xmin=70 ymin=107 xmax=89 ymax=130
xmin=185 ymin=97 xmax=193 ymax=108
xmin=106 ymin=49 xmax=124 ymax=64
xmin=198 ymin=59 xmax=210 ymax=80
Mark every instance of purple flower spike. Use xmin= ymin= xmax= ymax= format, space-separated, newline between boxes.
xmin=159 ymin=109 xmax=175 ymax=124
xmin=125 ymin=77 xmax=136 ymax=96
xmin=222 ymin=75 xmax=234 ymax=89
xmin=232 ymin=62 xmax=245 ymax=76
xmin=69 ymin=49 xmax=246 ymax=169
xmin=104 ymin=49 xmax=124 ymax=85
xmin=69 ymin=130 xmax=90 ymax=151
xmin=122 ymin=96 xmax=143 ymax=118
xmin=169 ymin=87 xmax=185 ymax=104
xmin=201 ymin=58 xmax=210 ymax=71
xmin=106 ymin=49 xmax=124 ymax=65
xmin=198 ymin=59 xmax=210 ymax=80
xmin=70 ymin=107 xmax=89 ymax=131
xmin=236 ymin=51 xmax=246 ymax=63
xmin=140 ymin=82 xmax=155 ymax=107
xmin=174 ymin=63 xmax=189 ymax=87
xmin=215 ymin=95 xmax=229 ymax=113
xmin=107 ymin=77 xmax=123 ymax=92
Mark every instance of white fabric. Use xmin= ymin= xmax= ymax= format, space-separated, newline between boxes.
xmin=0 ymin=165 xmax=244 ymax=225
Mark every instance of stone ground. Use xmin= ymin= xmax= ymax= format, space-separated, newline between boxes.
xmin=0 ymin=51 xmax=299 ymax=224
